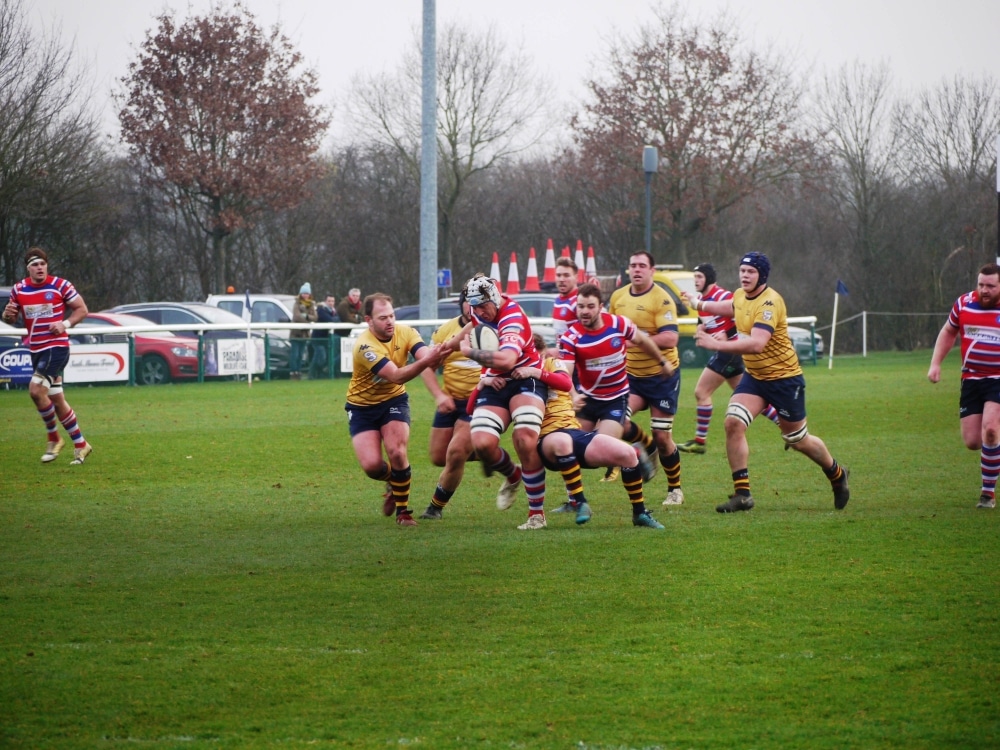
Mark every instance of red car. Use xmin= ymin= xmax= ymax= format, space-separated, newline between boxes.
xmin=75 ymin=312 xmax=201 ymax=385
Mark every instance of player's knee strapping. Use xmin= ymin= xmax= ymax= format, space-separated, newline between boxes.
xmin=470 ymin=410 xmax=504 ymax=438
xmin=30 ymin=373 xmax=53 ymax=390
xmin=650 ymin=416 xmax=673 ymax=434
xmin=47 ymin=385 xmax=63 ymax=396
xmin=782 ymin=423 xmax=809 ymax=447
xmin=726 ymin=402 xmax=754 ymax=428
xmin=511 ymin=405 xmax=544 ymax=436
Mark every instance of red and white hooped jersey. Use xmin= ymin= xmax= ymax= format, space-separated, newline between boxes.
xmin=471 ymin=296 xmax=541 ymax=376
xmin=698 ymin=284 xmax=739 ymax=339
xmin=948 ymin=291 xmax=1000 ymax=380
xmin=558 ymin=312 xmax=637 ymax=400
xmin=10 ymin=275 xmax=78 ymax=352
xmin=552 ymin=290 xmax=579 ymax=338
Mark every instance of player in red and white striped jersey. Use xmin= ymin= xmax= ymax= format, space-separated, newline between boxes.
xmin=928 ymin=262 xmax=1000 ymax=508
xmin=551 ymin=257 xmax=579 ymax=339
xmin=2 ymin=247 xmax=93 ymax=465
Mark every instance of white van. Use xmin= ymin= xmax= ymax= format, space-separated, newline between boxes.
xmin=204 ymin=294 xmax=297 ymax=338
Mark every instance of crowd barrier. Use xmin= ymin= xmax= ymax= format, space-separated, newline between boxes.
xmin=0 ymin=316 xmax=819 ymax=387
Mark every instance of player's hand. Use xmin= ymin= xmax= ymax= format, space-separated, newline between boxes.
xmin=927 ymin=365 xmax=941 ymax=384
xmin=450 ymin=321 xmax=474 ymax=353
xmin=436 ymin=393 xmax=455 ymax=412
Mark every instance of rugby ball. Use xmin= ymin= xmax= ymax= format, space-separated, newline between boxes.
xmin=469 ymin=324 xmax=501 ymax=351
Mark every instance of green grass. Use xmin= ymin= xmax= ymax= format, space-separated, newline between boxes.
xmin=1 ymin=351 xmax=997 ymax=748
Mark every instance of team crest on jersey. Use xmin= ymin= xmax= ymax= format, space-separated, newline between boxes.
xmin=763 ymin=310 xmax=773 ymax=321
xmin=364 ymin=350 xmax=378 ymax=362
xmin=612 ymin=337 xmax=622 ymax=348
xmin=45 ymin=292 xmax=54 ymax=301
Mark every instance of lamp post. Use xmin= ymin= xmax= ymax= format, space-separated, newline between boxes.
xmin=643 ymin=145 xmax=658 ymax=255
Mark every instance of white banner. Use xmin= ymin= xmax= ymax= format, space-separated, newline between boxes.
xmin=64 ymin=343 xmax=130 ymax=383
xmin=209 ymin=338 xmax=265 ymax=376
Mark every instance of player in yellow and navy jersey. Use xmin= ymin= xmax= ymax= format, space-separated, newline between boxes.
xmin=608 ymin=251 xmax=685 ymax=507
xmin=694 ymin=252 xmax=850 ymax=513
xmin=507 ymin=334 xmax=663 ymax=529
xmin=345 ymin=293 xmax=445 ymax=526
xmin=417 ymin=289 xmax=483 ymax=519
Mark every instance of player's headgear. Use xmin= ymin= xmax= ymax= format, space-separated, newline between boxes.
xmin=739 ymin=252 xmax=770 ymax=288
xmin=464 ymin=274 xmax=501 ymax=307
xmin=693 ymin=263 xmax=716 ymax=288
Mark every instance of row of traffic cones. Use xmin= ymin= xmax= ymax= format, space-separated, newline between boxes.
xmin=486 ymin=239 xmax=598 ymax=295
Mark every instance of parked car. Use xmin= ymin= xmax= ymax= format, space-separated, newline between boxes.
xmin=105 ymin=301 xmax=291 ymax=378
xmin=788 ymin=325 xmax=824 ymax=361
xmin=74 ymin=312 xmax=201 ymax=385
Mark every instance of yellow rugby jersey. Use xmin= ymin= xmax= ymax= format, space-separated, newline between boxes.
xmin=539 ymin=357 xmax=580 ymax=436
xmin=431 ymin=317 xmax=481 ymax=399
xmin=346 ymin=324 xmax=426 ymax=406
xmin=608 ymin=284 xmax=680 ymax=374
xmin=732 ymin=286 xmax=802 ymax=380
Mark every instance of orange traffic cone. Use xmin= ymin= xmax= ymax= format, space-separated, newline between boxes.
xmin=586 ymin=246 xmax=598 ymax=283
xmin=524 ymin=247 xmax=541 ymax=291
xmin=542 ymin=239 xmax=556 ymax=284
xmin=489 ymin=252 xmax=501 ymax=284
xmin=574 ymin=240 xmax=586 ymax=283
xmin=506 ymin=252 xmax=521 ymax=295
xmin=561 ymin=245 xmax=571 ymax=259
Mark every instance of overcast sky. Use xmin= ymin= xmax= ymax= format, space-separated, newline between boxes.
xmin=27 ymin=0 xmax=1000 ymax=141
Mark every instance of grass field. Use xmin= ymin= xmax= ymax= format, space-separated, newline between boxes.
xmin=1 ymin=350 xmax=997 ymax=748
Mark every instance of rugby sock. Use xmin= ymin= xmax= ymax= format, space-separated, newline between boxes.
xmin=762 ymin=404 xmax=781 ymax=425
xmin=522 ymin=466 xmax=546 ymax=513
xmin=431 ymin=485 xmax=455 ymax=509
xmin=366 ymin=462 xmax=391 ymax=482
xmin=390 ymin=466 xmax=412 ymax=514
xmin=733 ymin=468 xmax=751 ymax=497
xmin=38 ymin=403 xmax=58 ymax=439
xmin=59 ymin=408 xmax=85 ymax=448
xmin=981 ymin=444 xmax=1000 ymax=498
xmin=624 ymin=422 xmax=655 ymax=456
xmin=694 ymin=405 xmax=712 ymax=444
xmin=555 ymin=454 xmax=585 ymax=506
xmin=621 ymin=466 xmax=646 ymax=514
xmin=663 ymin=447 xmax=681 ymax=489
xmin=824 ymin=459 xmax=845 ymax=484
xmin=491 ymin=448 xmax=517 ymax=479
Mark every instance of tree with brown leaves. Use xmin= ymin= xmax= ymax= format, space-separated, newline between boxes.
xmin=572 ymin=4 xmax=816 ymax=267
xmin=118 ymin=4 xmax=328 ymax=295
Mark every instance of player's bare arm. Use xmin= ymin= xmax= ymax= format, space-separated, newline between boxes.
xmin=50 ymin=296 xmax=88 ymax=334
xmin=928 ymin=322 xmax=959 ymax=383
xmin=633 ymin=329 xmax=674 ymax=375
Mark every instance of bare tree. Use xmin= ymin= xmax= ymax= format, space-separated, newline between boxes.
xmin=0 ymin=0 xmax=106 ymax=283
xmin=898 ymin=74 xmax=1000 ymax=303
xmin=571 ymin=3 xmax=816 ymax=267
xmin=815 ymin=60 xmax=907 ymax=306
xmin=347 ymin=22 xmax=552 ymax=273
xmin=118 ymin=3 xmax=329 ymax=296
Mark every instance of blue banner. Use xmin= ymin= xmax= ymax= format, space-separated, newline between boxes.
xmin=0 ymin=345 xmax=33 ymax=384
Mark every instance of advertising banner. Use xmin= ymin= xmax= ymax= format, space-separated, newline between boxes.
xmin=209 ymin=338 xmax=265 ymax=376
xmin=63 ymin=343 xmax=130 ymax=384
xmin=0 ymin=345 xmax=33 ymax=385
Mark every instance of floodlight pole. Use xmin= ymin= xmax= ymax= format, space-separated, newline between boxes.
xmin=643 ymin=146 xmax=658 ymax=255
xmin=419 ymin=0 xmax=438 ymax=318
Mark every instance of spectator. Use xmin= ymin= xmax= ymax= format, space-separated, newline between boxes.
xmin=337 ymin=288 xmax=363 ymax=325
xmin=290 ymin=282 xmax=317 ymax=380
xmin=309 ymin=295 xmax=338 ymax=380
